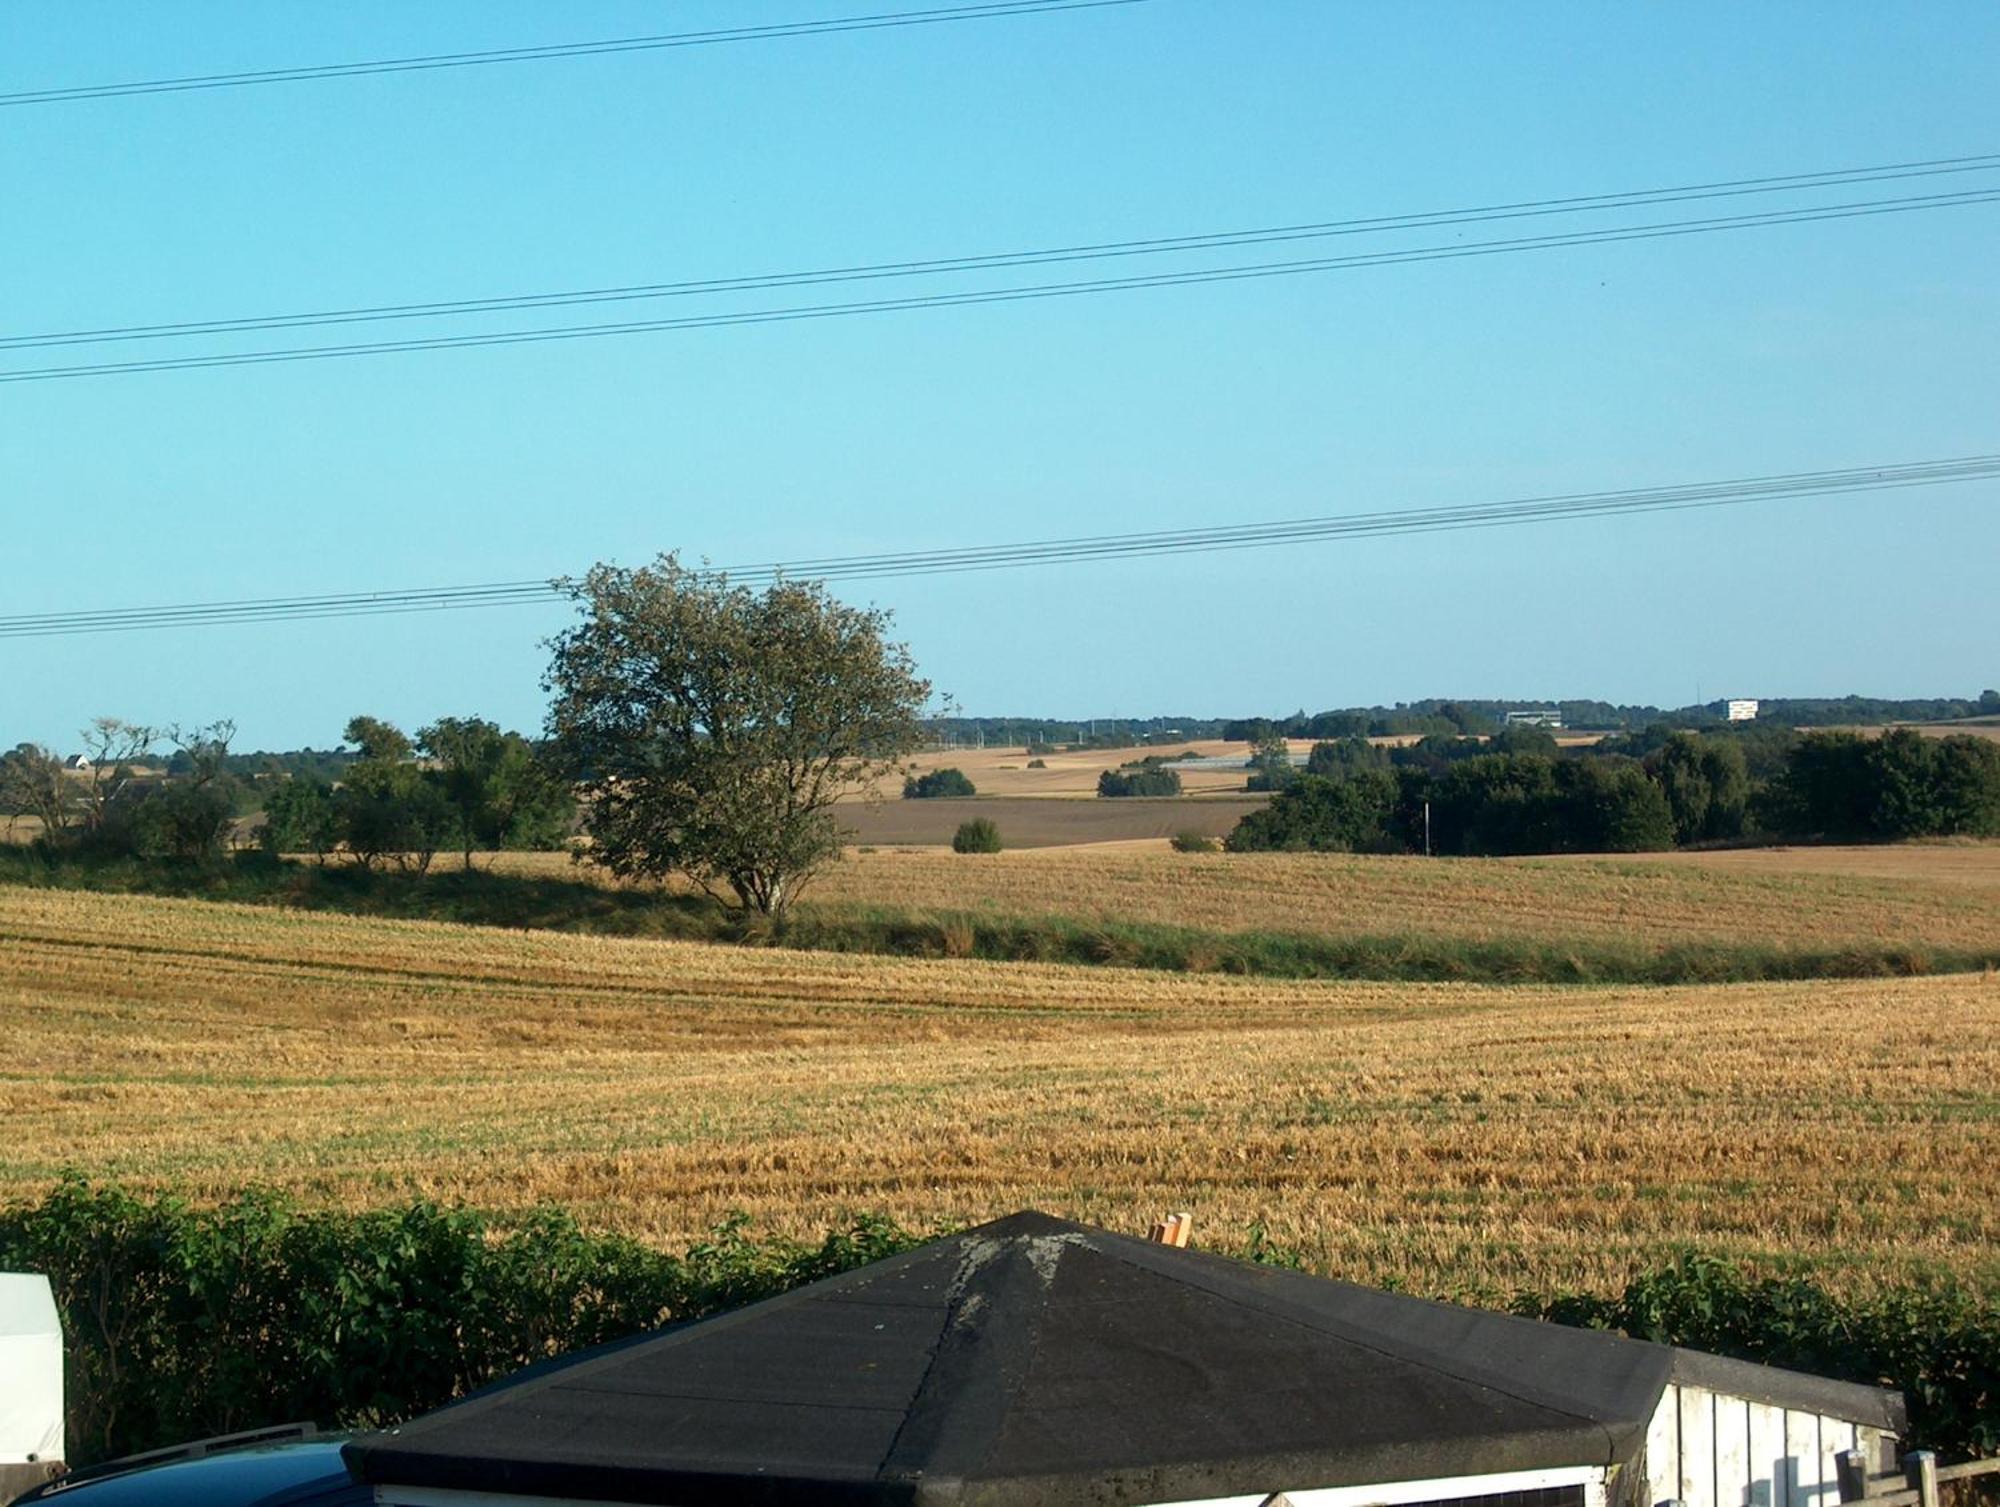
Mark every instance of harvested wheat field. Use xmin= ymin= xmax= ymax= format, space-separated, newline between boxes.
xmin=1631 ymin=840 xmax=2000 ymax=891
xmin=492 ymin=841 xmax=2000 ymax=952
xmin=3 ymin=886 xmax=1994 ymax=1298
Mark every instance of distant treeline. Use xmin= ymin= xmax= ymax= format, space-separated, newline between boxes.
xmin=1 ymin=714 xmax=572 ymax=870
xmin=920 ymin=691 xmax=1999 ymax=750
xmin=1229 ymin=725 xmax=2000 ymax=855
xmin=1222 ymin=689 xmax=2000 ymax=742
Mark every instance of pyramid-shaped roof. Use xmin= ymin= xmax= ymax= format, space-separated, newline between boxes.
xmin=343 ymin=1212 xmax=1868 ymax=1507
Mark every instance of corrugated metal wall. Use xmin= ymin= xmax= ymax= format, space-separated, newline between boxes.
xmin=1638 ymin=1384 xmax=1894 ymax=1507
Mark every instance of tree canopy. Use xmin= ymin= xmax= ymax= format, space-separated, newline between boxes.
xmin=544 ymin=558 xmax=929 ymax=915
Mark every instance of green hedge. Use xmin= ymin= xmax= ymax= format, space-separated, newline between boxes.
xmin=4 ymin=1183 xmax=1993 ymax=1467
xmin=0 ymin=1178 xmax=920 ymax=1466
xmin=1523 ymin=1254 xmax=1998 ymax=1460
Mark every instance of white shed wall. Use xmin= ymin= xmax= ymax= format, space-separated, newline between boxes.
xmin=1637 ymin=1384 xmax=1894 ymax=1507
xmin=0 ymin=1274 xmax=64 ymax=1464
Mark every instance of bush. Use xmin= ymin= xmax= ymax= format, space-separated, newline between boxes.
xmin=952 ymin=818 xmax=1002 ymax=853
xmin=1097 ymin=768 xmax=1182 ymax=797
xmin=0 ymin=1178 xmax=922 ymax=1465
xmin=1306 ymin=737 xmax=1390 ymax=778
xmin=1170 ymin=830 xmax=1219 ymax=853
xmin=1026 ymin=758 xmax=1047 ymax=769
xmin=260 ymin=778 xmax=339 ymax=861
xmin=1526 ymin=1253 xmax=1999 ymax=1460
xmin=1228 ymin=771 xmax=1399 ymax=852
xmin=903 ymin=767 xmax=977 ymax=799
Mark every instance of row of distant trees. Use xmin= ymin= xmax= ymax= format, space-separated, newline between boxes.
xmin=1227 ymin=726 xmax=2000 ymax=854
xmin=1222 ymin=689 xmax=2000 ymax=742
xmin=1 ymin=718 xmax=242 ymax=861
xmin=263 ymin=716 xmax=574 ymax=871
xmin=0 ymin=714 xmax=573 ymax=870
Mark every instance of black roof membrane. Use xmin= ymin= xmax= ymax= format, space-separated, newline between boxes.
xmin=346 ymin=1211 xmax=1898 ymax=1507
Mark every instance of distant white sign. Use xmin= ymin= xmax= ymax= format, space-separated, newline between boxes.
xmin=1725 ymin=699 xmax=1760 ymax=722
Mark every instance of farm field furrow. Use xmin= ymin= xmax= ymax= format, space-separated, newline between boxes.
xmin=3 ymin=886 xmax=1995 ymax=1299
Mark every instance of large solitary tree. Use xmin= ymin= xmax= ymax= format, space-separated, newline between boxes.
xmin=544 ymin=557 xmax=930 ymax=916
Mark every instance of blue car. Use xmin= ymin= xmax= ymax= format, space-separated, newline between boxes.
xmin=6 ymin=1426 xmax=366 ymax=1507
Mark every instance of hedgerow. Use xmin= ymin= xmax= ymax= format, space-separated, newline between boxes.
xmin=5 ymin=1184 xmax=1995 ymax=1467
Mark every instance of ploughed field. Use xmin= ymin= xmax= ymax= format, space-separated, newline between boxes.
xmin=3 ymin=885 xmax=1994 ymax=1298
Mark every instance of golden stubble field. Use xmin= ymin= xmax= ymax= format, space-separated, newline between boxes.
xmin=3 ymin=885 xmax=1994 ymax=1298
xmin=490 ymin=841 xmax=2000 ymax=951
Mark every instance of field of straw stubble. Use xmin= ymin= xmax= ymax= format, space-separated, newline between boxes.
xmin=2 ymin=882 xmax=1994 ymax=1299
xmin=492 ymin=841 xmax=2000 ymax=952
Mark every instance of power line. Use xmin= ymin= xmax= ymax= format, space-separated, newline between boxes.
xmin=6 ymin=153 xmax=1996 ymax=354
xmin=8 ymin=187 xmax=1997 ymax=386
xmin=3 ymin=454 xmax=1992 ymax=640
xmin=0 ymin=0 xmax=1155 ymax=107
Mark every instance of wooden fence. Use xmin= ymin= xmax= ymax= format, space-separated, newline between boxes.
xmin=1834 ymin=1447 xmax=2000 ymax=1507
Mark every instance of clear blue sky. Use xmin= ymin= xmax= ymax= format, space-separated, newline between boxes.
xmin=4 ymin=0 xmax=1996 ymax=750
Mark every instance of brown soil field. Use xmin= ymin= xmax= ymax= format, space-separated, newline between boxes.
xmin=3 ymin=886 xmax=1994 ymax=1297
xmin=837 ymin=794 xmax=1265 ymax=847
xmin=490 ymin=842 xmax=2000 ymax=951
xmin=872 ymin=738 xmax=1282 ymax=798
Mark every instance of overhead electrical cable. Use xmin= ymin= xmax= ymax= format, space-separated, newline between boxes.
xmin=3 ymin=455 xmax=1993 ymax=640
xmin=6 ymin=152 xmax=1997 ymax=353
xmin=7 ymin=188 xmax=1998 ymax=386
xmin=0 ymin=0 xmax=1155 ymax=107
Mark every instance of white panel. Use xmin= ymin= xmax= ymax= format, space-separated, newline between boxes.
xmin=1681 ymin=1386 xmax=1718 ymax=1507
xmin=0 ymin=1332 xmax=64 ymax=1463
xmin=1156 ymin=1466 xmax=1605 ymax=1507
xmin=1856 ymin=1427 xmax=1893 ymax=1475
xmin=1814 ymin=1414 xmax=1857 ymax=1500
xmin=1645 ymin=1384 xmax=1682 ymax=1507
xmin=1785 ymin=1409 xmax=1823 ymax=1507
xmin=1716 ymin=1396 xmax=1752 ymax=1507
xmin=1747 ymin=1403 xmax=1786 ymax=1507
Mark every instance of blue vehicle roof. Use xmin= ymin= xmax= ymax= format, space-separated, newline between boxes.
xmin=9 ymin=1439 xmax=364 ymax=1507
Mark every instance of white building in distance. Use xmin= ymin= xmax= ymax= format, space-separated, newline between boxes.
xmin=1725 ymin=699 xmax=1760 ymax=722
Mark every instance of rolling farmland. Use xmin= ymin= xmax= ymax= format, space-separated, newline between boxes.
xmin=3 ymin=884 xmax=1994 ymax=1298
xmin=489 ymin=841 xmax=2000 ymax=953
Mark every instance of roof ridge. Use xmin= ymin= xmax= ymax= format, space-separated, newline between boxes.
xmin=875 ymin=1226 xmax=1087 ymax=1490
xmin=1084 ymin=1229 xmax=1662 ymax=1443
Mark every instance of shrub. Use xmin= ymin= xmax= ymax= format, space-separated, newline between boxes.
xmin=0 ymin=1178 xmax=922 ymax=1466
xmin=1228 ymin=771 xmax=1399 ymax=852
xmin=260 ymin=778 xmax=339 ymax=862
xmin=952 ymin=818 xmax=1002 ymax=853
xmin=903 ymin=767 xmax=977 ymax=799
xmin=1026 ymin=758 xmax=1047 ymax=769
xmin=1306 ymin=737 xmax=1390 ymax=778
xmin=1525 ymin=1253 xmax=1999 ymax=1460
xmin=1170 ymin=830 xmax=1219 ymax=853
xmin=1097 ymin=768 xmax=1182 ymax=797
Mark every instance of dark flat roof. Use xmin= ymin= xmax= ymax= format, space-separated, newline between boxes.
xmin=345 ymin=1212 xmax=1897 ymax=1507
